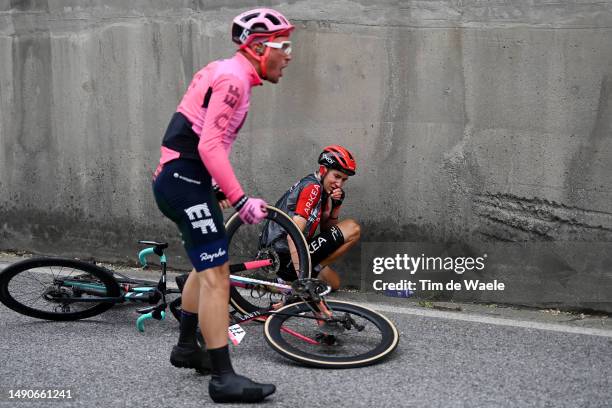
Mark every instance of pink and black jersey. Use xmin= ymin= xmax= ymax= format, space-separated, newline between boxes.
xmin=158 ymin=52 xmax=262 ymax=205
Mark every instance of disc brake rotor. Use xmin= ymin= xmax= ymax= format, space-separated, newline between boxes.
xmin=258 ymin=248 xmax=280 ymax=276
xmin=43 ymin=287 xmax=71 ymax=303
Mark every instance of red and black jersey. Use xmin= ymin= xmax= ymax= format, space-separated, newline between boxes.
xmin=260 ymin=173 xmax=327 ymax=253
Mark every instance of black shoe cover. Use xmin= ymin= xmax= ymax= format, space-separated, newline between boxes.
xmin=209 ymin=374 xmax=276 ymax=403
xmin=170 ymin=342 xmax=212 ymax=374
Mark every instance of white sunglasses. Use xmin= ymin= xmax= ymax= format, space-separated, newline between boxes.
xmin=263 ymin=40 xmax=292 ymax=55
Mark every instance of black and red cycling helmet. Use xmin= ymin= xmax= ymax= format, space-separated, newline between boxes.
xmin=318 ymin=145 xmax=357 ymax=176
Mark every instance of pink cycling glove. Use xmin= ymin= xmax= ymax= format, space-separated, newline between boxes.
xmin=233 ymin=196 xmax=268 ymax=224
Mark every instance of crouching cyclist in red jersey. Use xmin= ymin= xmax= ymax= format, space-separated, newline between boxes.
xmin=261 ymin=145 xmax=361 ymax=290
xmin=152 ymin=9 xmax=294 ymax=403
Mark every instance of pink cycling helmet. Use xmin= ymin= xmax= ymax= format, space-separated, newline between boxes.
xmin=231 ymin=8 xmax=294 ymax=46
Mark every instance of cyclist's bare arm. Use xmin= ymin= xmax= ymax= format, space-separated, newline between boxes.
xmin=321 ymin=188 xmax=344 ymax=229
xmin=289 ymin=215 xmax=308 ymax=276
xmin=320 ymin=199 xmax=340 ymax=230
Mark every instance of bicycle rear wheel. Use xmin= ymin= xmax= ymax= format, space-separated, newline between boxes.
xmin=263 ymin=300 xmax=399 ymax=368
xmin=226 ymin=206 xmax=311 ymax=314
xmin=0 ymin=258 xmax=121 ymax=321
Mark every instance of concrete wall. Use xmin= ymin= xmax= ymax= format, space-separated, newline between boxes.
xmin=1 ymin=1 xmax=612 ymax=310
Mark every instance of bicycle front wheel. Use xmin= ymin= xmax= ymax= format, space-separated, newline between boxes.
xmin=263 ymin=300 xmax=399 ymax=368
xmin=226 ymin=206 xmax=311 ymax=314
xmin=0 ymin=258 xmax=121 ymax=321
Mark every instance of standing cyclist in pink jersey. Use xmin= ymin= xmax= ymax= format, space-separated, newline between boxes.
xmin=152 ymin=9 xmax=294 ymax=403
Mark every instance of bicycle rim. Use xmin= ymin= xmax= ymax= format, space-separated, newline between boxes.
xmin=226 ymin=206 xmax=311 ymax=314
xmin=0 ymin=258 xmax=121 ymax=321
xmin=263 ymin=300 xmax=399 ymax=368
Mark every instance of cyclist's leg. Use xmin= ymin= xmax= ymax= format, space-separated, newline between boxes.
xmin=195 ymin=263 xmax=230 ymax=348
xmin=153 ymin=159 xmax=275 ymax=402
xmin=318 ymin=266 xmax=341 ymax=290
xmin=173 ymin=236 xmax=228 ymax=370
xmin=310 ymin=219 xmax=361 ymax=289
xmin=184 ymin=259 xmax=275 ymax=401
xmin=153 ymin=159 xmax=224 ymax=370
xmin=175 ymin=268 xmax=202 ymax=349
xmin=180 ymin=269 xmax=198 ymax=312
xmin=318 ymin=218 xmax=361 ymax=265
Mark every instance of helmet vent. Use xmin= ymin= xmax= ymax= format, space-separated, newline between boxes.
xmin=251 ymin=23 xmax=268 ymax=33
xmin=265 ymin=14 xmax=281 ymax=25
xmin=243 ymin=13 xmax=259 ymax=22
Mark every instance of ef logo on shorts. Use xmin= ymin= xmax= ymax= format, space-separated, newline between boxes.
xmin=185 ymin=203 xmax=218 ymax=234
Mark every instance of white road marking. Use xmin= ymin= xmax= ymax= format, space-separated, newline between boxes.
xmin=2 ymin=262 xmax=609 ymax=338
xmin=358 ymin=301 xmax=612 ymax=338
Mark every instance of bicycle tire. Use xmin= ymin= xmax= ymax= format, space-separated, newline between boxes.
xmin=226 ymin=206 xmax=311 ymax=314
xmin=0 ymin=257 xmax=121 ymax=321
xmin=263 ymin=300 xmax=399 ymax=368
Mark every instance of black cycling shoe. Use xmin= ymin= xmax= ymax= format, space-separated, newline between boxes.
xmin=170 ymin=342 xmax=212 ymax=374
xmin=209 ymin=373 xmax=276 ymax=403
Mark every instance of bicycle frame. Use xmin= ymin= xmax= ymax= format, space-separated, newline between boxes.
xmin=44 ymin=247 xmax=289 ymax=328
xmin=47 ymin=239 xmax=334 ymax=340
xmin=229 ymin=306 xmax=322 ymax=346
xmin=0 ymin=242 xmax=398 ymax=368
xmin=0 ymin=203 xmax=398 ymax=369
xmin=135 ymin=243 xmax=338 ymax=347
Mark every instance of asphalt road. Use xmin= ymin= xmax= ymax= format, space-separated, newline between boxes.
xmin=0 ymin=256 xmax=610 ymax=407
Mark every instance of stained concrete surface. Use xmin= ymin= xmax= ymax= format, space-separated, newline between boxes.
xmin=1 ymin=1 xmax=612 ymax=310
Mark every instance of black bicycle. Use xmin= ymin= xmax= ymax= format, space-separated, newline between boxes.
xmin=0 ymin=206 xmax=399 ymax=368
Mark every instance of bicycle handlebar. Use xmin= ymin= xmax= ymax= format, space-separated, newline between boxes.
xmin=138 ymin=247 xmax=167 ymax=268
xmin=136 ymin=310 xmax=166 ymax=332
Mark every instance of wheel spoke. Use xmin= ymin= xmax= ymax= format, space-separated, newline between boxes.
xmin=19 ymin=271 xmax=49 ymax=287
xmin=24 ymin=293 xmax=44 ymax=307
xmin=227 ymin=207 xmax=309 ymax=314
xmin=10 ymin=287 xmax=48 ymax=299
xmin=0 ymin=258 xmax=118 ymax=320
